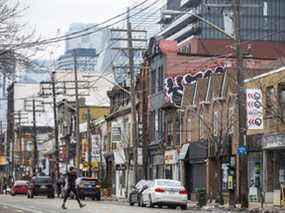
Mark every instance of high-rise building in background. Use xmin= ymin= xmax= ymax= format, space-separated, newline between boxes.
xmin=56 ymin=23 xmax=104 ymax=73
xmin=96 ymin=2 xmax=162 ymax=85
xmin=159 ymin=0 xmax=285 ymax=43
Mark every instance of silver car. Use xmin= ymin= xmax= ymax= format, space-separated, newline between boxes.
xmin=141 ymin=179 xmax=187 ymax=210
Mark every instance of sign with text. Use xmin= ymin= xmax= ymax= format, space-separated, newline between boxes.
xmin=246 ymin=89 xmax=263 ymax=129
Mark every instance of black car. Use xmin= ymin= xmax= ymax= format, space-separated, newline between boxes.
xmin=76 ymin=177 xmax=101 ymax=201
xmin=27 ymin=176 xmax=55 ymax=199
xmin=129 ymin=180 xmax=151 ymax=206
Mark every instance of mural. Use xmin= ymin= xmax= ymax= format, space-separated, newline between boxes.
xmin=164 ymin=65 xmax=226 ymax=106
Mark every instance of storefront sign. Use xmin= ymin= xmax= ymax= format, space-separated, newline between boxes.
xmin=164 ymin=150 xmax=178 ymax=165
xmin=246 ymin=89 xmax=263 ymax=130
xmin=262 ymin=133 xmax=285 ymax=149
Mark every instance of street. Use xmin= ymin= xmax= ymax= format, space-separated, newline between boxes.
xmin=0 ymin=195 xmax=224 ymax=213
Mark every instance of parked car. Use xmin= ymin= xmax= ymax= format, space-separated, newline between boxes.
xmin=129 ymin=180 xmax=152 ymax=206
xmin=76 ymin=177 xmax=101 ymax=200
xmin=11 ymin=180 xmax=29 ymax=196
xmin=140 ymin=179 xmax=188 ymax=210
xmin=27 ymin=176 xmax=55 ymax=199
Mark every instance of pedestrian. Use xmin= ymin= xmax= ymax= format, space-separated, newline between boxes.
xmin=61 ymin=167 xmax=86 ymax=209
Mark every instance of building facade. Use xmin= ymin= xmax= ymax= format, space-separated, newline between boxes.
xmin=244 ymin=66 xmax=285 ymax=204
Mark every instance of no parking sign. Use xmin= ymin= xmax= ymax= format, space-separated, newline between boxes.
xmin=246 ymin=89 xmax=263 ymax=130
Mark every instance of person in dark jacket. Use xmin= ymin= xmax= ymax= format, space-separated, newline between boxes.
xmin=62 ymin=167 xmax=86 ymax=209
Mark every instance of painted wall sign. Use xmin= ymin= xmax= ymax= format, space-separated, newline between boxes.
xmin=246 ymin=89 xmax=263 ymax=129
xmin=164 ymin=65 xmax=226 ymax=106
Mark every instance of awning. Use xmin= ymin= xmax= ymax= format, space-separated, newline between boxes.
xmin=179 ymin=143 xmax=190 ymax=160
xmin=114 ymin=150 xmax=126 ymax=165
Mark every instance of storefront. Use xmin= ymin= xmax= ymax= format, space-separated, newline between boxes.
xmin=184 ymin=141 xmax=208 ymax=200
xmin=262 ymin=133 xmax=285 ymax=205
xmin=247 ymin=134 xmax=263 ymax=202
xmin=149 ymin=148 xmax=164 ymax=179
xmin=164 ymin=149 xmax=179 ymax=180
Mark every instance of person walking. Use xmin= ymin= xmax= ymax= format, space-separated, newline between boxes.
xmin=61 ymin=167 xmax=86 ymax=209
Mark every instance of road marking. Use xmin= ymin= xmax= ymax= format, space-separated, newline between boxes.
xmin=0 ymin=203 xmax=46 ymax=213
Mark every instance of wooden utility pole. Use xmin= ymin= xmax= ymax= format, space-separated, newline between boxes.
xmin=233 ymin=0 xmax=248 ymax=208
xmin=86 ymin=107 xmax=92 ymax=176
xmin=24 ymin=99 xmax=44 ymax=176
xmin=51 ymin=71 xmax=60 ymax=179
xmin=32 ymin=99 xmax=38 ymax=176
xmin=127 ymin=8 xmax=138 ymax=183
xmin=73 ymin=50 xmax=81 ymax=168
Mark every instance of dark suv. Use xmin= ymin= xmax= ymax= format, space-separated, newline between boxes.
xmin=27 ymin=176 xmax=55 ymax=199
xmin=76 ymin=177 xmax=101 ymax=200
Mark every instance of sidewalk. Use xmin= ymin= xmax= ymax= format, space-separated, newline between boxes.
xmin=104 ymin=196 xmax=285 ymax=212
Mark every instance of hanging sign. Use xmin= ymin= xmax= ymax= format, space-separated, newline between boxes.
xmin=246 ymin=89 xmax=263 ymax=129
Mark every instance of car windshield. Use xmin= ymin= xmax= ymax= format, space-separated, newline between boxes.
xmin=81 ymin=179 xmax=97 ymax=185
xmin=156 ymin=180 xmax=182 ymax=187
xmin=34 ymin=177 xmax=51 ymax=184
xmin=14 ymin=181 xmax=27 ymax=186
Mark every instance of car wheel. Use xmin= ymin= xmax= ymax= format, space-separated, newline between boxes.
xmin=169 ymin=205 xmax=176 ymax=209
xmin=30 ymin=193 xmax=34 ymax=198
xmin=181 ymin=204 xmax=187 ymax=210
xmin=11 ymin=193 xmax=15 ymax=196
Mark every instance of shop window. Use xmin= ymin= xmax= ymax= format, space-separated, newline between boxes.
xmin=165 ymin=165 xmax=173 ymax=179
xmin=266 ymin=86 xmax=274 ymax=117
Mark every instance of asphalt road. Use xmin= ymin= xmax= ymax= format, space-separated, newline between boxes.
xmin=0 ymin=194 xmax=223 ymax=213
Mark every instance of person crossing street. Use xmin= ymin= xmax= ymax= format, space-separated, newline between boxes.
xmin=61 ymin=167 xmax=86 ymax=209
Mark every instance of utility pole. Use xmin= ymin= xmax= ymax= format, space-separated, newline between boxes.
xmin=86 ymin=107 xmax=92 ymax=176
xmin=127 ymin=8 xmax=138 ymax=183
xmin=73 ymin=50 xmax=81 ymax=168
xmin=233 ymin=0 xmax=248 ymax=208
xmin=32 ymin=99 xmax=38 ymax=176
xmin=51 ymin=71 xmax=60 ymax=179
xmin=40 ymin=71 xmax=89 ymax=171
xmin=10 ymin=111 xmax=27 ymax=179
xmin=24 ymin=99 xmax=44 ymax=176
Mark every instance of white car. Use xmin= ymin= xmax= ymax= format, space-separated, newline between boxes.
xmin=140 ymin=179 xmax=188 ymax=210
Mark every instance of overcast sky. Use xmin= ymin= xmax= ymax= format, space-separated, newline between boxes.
xmin=23 ymin=0 xmax=144 ymax=58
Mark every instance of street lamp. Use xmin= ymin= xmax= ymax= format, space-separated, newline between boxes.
xmin=161 ymin=9 xmax=235 ymax=39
